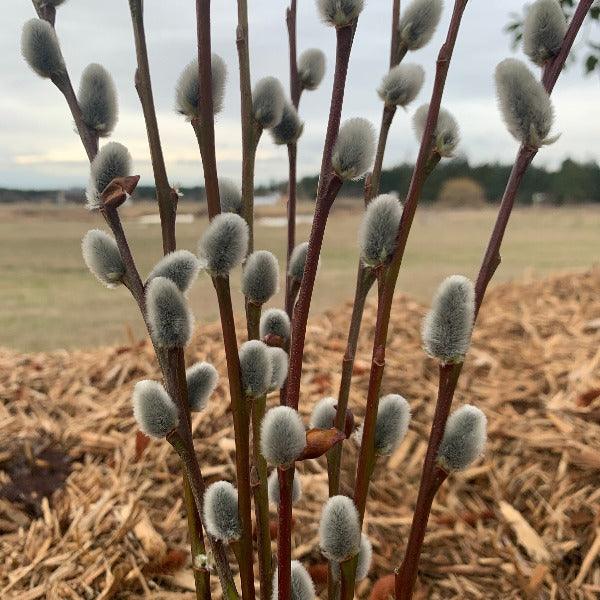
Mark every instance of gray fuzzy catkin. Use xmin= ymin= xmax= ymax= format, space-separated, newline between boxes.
xmin=261 ymin=406 xmax=307 ymax=466
xmin=267 ymin=469 xmax=302 ymax=505
xmin=186 ymin=362 xmax=218 ymax=412
xmin=399 ymin=0 xmax=443 ymax=51
xmin=359 ymin=194 xmax=403 ymax=267
xmin=175 ymin=54 xmax=227 ymax=119
xmin=132 ymin=380 xmax=179 ymax=438
xmin=42 ymin=0 xmax=68 ymax=5
xmin=260 ymin=308 xmax=291 ymax=342
xmin=21 ymin=18 xmax=65 ymax=79
xmin=331 ymin=533 xmax=372 ymax=581
xmin=242 ymin=250 xmax=279 ymax=304
xmin=298 ymin=48 xmax=326 ymax=91
xmin=317 ymin=0 xmax=365 ymax=27
xmin=309 ymin=397 xmax=337 ymax=429
xmin=78 ymin=63 xmax=118 ymax=137
xmin=332 ymin=118 xmax=376 ymax=181
xmin=203 ymin=481 xmax=242 ymax=542
xmin=252 ymin=77 xmax=286 ymax=128
xmin=198 ymin=213 xmax=249 ymax=276
xmin=239 ymin=340 xmax=273 ymax=398
xmin=86 ymin=141 xmax=132 ymax=209
xmin=146 ymin=277 xmax=193 ymax=348
xmin=270 ymin=102 xmax=304 ymax=145
xmin=288 ymin=242 xmax=309 ymax=282
xmin=422 ymin=275 xmax=475 ymax=363
xmin=523 ymin=0 xmax=567 ymax=66
xmin=271 ymin=560 xmax=315 ymax=600
xmin=319 ymin=495 xmax=361 ymax=562
xmin=495 ymin=58 xmax=555 ymax=147
xmin=378 ymin=63 xmax=425 ymax=107
xmin=437 ymin=405 xmax=487 ymax=472
xmin=372 ymin=394 xmax=411 ymax=455
xmin=218 ymin=178 xmax=242 ymax=214
xmin=413 ymin=104 xmax=460 ymax=157
xmin=81 ymin=229 xmax=125 ymax=288
xmin=147 ymin=250 xmax=200 ymax=293
xmin=268 ymin=347 xmax=289 ymax=391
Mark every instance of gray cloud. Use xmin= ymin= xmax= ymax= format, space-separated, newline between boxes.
xmin=2 ymin=0 xmax=598 ymax=189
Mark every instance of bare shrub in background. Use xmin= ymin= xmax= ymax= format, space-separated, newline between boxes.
xmin=21 ymin=0 xmax=593 ymax=598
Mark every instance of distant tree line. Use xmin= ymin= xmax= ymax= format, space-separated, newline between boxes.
xmin=1 ymin=158 xmax=599 ymax=205
xmin=263 ymin=158 xmax=600 ymax=205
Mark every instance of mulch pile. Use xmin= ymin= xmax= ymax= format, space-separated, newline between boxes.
xmin=1 ymin=269 xmax=599 ymax=600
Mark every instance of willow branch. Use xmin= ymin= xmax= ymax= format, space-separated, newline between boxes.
xmin=277 ymin=466 xmax=294 ymax=600
xmin=127 ymin=0 xmax=177 ymax=254
xmin=285 ymin=22 xmax=356 ymax=411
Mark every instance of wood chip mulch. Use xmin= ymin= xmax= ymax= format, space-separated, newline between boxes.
xmin=1 ymin=269 xmax=599 ymax=600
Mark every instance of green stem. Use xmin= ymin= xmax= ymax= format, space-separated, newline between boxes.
xmin=326 ymin=264 xmax=376 ymax=495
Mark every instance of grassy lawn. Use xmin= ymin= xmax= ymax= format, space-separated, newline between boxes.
xmin=0 ymin=201 xmax=598 ymax=351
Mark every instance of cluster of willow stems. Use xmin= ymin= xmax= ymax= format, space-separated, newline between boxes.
xmin=26 ymin=0 xmax=593 ymax=599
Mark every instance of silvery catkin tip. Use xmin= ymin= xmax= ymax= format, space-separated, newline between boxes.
xmin=260 ymin=308 xmax=291 ymax=342
xmin=317 ymin=0 xmax=365 ymax=27
xmin=319 ymin=495 xmax=361 ymax=562
xmin=332 ymin=118 xmax=376 ymax=181
xmin=175 ymin=54 xmax=227 ymax=120
xmin=437 ymin=405 xmax=487 ymax=472
xmin=399 ymin=0 xmax=444 ymax=51
xmin=146 ymin=277 xmax=194 ymax=348
xmin=378 ymin=63 xmax=425 ymax=108
xmin=242 ymin=250 xmax=279 ymax=305
xmin=21 ymin=18 xmax=65 ymax=80
xmin=271 ymin=560 xmax=315 ymax=600
xmin=198 ymin=213 xmax=249 ymax=276
xmin=148 ymin=250 xmax=200 ymax=293
xmin=422 ymin=275 xmax=475 ymax=363
xmin=270 ymin=102 xmax=304 ymax=145
xmin=354 ymin=394 xmax=411 ymax=455
xmin=495 ymin=58 xmax=555 ymax=147
xmin=268 ymin=347 xmax=289 ymax=391
xmin=267 ymin=469 xmax=302 ymax=505
xmin=218 ymin=178 xmax=242 ymax=214
xmin=523 ymin=0 xmax=567 ymax=66
xmin=252 ymin=76 xmax=286 ymax=128
xmin=78 ymin=63 xmax=118 ymax=137
xmin=310 ymin=397 xmax=337 ymax=429
xmin=413 ymin=104 xmax=460 ymax=157
xmin=288 ymin=242 xmax=309 ymax=283
xmin=203 ymin=481 xmax=242 ymax=543
xmin=81 ymin=229 xmax=125 ymax=288
xmin=239 ymin=340 xmax=273 ymax=398
xmin=86 ymin=141 xmax=132 ymax=209
xmin=132 ymin=380 xmax=179 ymax=438
xmin=359 ymin=194 xmax=403 ymax=267
xmin=186 ymin=362 xmax=218 ymax=412
xmin=261 ymin=406 xmax=307 ymax=466
xmin=298 ymin=48 xmax=326 ymax=91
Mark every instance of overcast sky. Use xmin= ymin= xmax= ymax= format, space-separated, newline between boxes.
xmin=2 ymin=0 xmax=598 ymax=189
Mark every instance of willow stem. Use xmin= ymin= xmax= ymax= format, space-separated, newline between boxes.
xmin=285 ymin=21 xmax=356 ymax=411
xmin=368 ymin=105 xmax=396 ymax=202
xmin=285 ymin=142 xmax=298 ymax=309
xmin=326 ymin=264 xmax=376 ymax=495
xmin=251 ymin=396 xmax=273 ymax=600
xmin=277 ymin=466 xmax=294 ymax=600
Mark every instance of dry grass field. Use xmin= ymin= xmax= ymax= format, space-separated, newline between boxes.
xmin=0 ymin=201 xmax=598 ymax=351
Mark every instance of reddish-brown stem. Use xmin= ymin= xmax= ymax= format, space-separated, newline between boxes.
xmin=277 ymin=466 xmax=294 ymax=600
xmin=353 ymin=0 xmax=469 ymax=530
xmin=128 ymin=0 xmax=177 ymax=254
xmin=285 ymin=21 xmax=356 ymax=411
xmin=395 ymin=363 xmax=460 ymax=599
xmin=33 ymin=1 xmax=56 ymax=25
xmin=367 ymin=104 xmax=397 ymax=202
xmin=389 ymin=0 xmax=401 ymax=66
xmin=195 ymin=0 xmax=221 ymax=218
xmin=287 ymin=1 xmax=300 ymax=109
